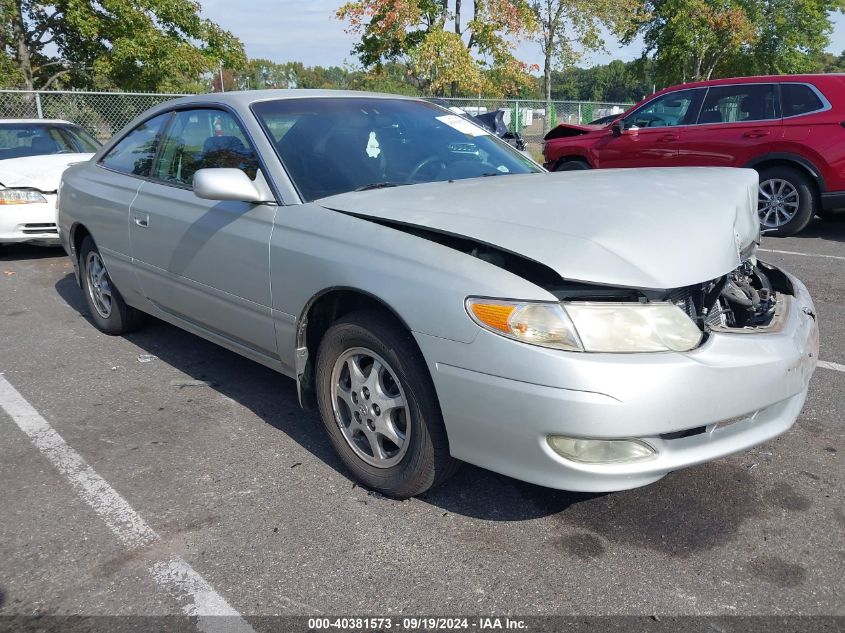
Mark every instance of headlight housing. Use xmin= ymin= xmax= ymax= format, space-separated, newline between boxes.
xmin=466 ymin=298 xmax=702 ymax=353
xmin=0 ymin=189 xmax=48 ymax=205
xmin=466 ymin=299 xmax=583 ymax=351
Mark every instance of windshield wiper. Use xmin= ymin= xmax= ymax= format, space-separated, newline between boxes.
xmin=354 ymin=182 xmax=408 ymax=192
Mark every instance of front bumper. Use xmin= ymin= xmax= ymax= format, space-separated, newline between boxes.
xmin=416 ymin=268 xmax=819 ymax=492
xmin=0 ymin=196 xmax=60 ymax=245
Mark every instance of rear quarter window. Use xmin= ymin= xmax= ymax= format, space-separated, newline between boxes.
xmin=781 ymin=84 xmax=825 ymax=117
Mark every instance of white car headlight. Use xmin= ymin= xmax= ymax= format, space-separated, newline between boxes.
xmin=466 ymin=298 xmax=702 ymax=353
xmin=0 ymin=189 xmax=48 ymax=205
xmin=564 ymin=302 xmax=703 ymax=352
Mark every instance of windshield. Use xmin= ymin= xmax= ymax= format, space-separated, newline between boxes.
xmin=0 ymin=123 xmax=100 ymax=160
xmin=252 ymin=97 xmax=541 ymax=201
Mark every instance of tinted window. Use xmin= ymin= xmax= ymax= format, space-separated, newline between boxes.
xmin=100 ymin=113 xmax=170 ymax=177
xmin=0 ymin=124 xmax=99 ymax=160
xmin=781 ymin=84 xmax=824 ymax=117
xmin=697 ymin=84 xmax=776 ymax=124
xmin=252 ymin=98 xmax=540 ymax=201
xmin=152 ymin=109 xmax=259 ymax=186
xmin=625 ymin=89 xmax=702 ymax=129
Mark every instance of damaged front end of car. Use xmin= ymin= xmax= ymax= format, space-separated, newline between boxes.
xmin=547 ymin=253 xmax=800 ymax=350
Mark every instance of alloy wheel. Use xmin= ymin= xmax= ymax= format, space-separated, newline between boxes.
xmin=330 ymin=347 xmax=410 ymax=468
xmin=758 ymin=178 xmax=800 ymax=228
xmin=86 ymin=251 xmax=113 ymax=319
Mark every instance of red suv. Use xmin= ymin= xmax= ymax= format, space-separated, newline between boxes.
xmin=543 ymin=74 xmax=845 ymax=236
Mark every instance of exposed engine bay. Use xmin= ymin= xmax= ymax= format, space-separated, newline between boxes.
xmin=693 ymin=259 xmax=784 ymax=330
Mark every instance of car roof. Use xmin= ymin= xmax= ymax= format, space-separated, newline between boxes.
xmin=653 ymin=74 xmax=843 ymax=96
xmin=0 ymin=119 xmax=75 ymax=125
xmin=160 ymin=89 xmax=422 ymax=110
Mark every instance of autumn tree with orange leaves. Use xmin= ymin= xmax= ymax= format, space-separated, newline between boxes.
xmin=336 ymin=0 xmax=539 ymax=96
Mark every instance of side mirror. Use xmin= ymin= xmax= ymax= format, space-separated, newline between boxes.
xmin=193 ymin=168 xmax=267 ymax=203
xmin=611 ymin=120 xmax=624 ymax=137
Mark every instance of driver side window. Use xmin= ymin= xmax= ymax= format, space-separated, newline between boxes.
xmin=151 ymin=109 xmax=259 ymax=187
xmin=625 ymin=89 xmax=701 ymax=129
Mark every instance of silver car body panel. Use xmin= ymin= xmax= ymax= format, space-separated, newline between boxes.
xmin=57 ymin=90 xmax=818 ymax=492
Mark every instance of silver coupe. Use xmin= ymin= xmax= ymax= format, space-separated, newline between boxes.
xmin=57 ymin=90 xmax=819 ymax=498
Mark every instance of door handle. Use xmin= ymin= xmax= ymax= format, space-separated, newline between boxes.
xmin=743 ymin=129 xmax=769 ymax=138
xmin=134 ymin=215 xmax=149 ymax=228
xmin=658 ymin=134 xmax=679 ymax=142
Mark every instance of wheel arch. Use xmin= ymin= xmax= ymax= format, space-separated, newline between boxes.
xmin=68 ymin=222 xmax=92 ymax=286
xmin=295 ymin=287 xmax=415 ymax=410
xmin=745 ymin=153 xmax=825 ymax=193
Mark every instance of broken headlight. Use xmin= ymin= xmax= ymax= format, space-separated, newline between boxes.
xmin=466 ymin=298 xmax=702 ymax=353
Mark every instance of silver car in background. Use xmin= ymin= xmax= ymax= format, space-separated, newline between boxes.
xmin=57 ymin=90 xmax=819 ymax=498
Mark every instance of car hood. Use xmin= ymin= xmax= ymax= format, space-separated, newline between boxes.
xmin=543 ymin=122 xmax=605 ymax=140
xmin=0 ymin=153 xmax=94 ymax=191
xmin=318 ymin=167 xmax=760 ymax=290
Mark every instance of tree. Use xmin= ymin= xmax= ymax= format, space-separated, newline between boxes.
xmin=530 ymin=0 xmax=638 ymax=128
xmin=629 ymin=0 xmax=845 ymax=85
xmin=0 ymin=0 xmax=245 ymax=91
xmin=629 ymin=0 xmax=755 ymax=83
xmin=549 ymin=58 xmax=655 ymax=102
xmin=735 ymin=0 xmax=845 ymax=75
xmin=336 ymin=0 xmax=538 ymax=96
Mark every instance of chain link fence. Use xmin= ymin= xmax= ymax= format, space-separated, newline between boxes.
xmin=0 ymin=90 xmax=630 ymax=153
xmin=0 ymin=90 xmax=189 ymax=142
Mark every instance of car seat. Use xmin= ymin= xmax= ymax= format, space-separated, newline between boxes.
xmin=698 ymin=109 xmax=723 ymax=124
xmin=30 ymin=135 xmax=59 ymax=155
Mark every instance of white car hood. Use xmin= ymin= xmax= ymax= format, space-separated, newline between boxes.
xmin=0 ymin=153 xmax=93 ymax=192
xmin=319 ymin=167 xmax=760 ymax=289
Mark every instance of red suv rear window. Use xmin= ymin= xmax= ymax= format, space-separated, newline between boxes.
xmin=782 ymin=84 xmax=825 ymax=117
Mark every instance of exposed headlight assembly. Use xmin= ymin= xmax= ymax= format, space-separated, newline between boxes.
xmin=466 ymin=298 xmax=702 ymax=353
xmin=0 ymin=189 xmax=48 ymax=205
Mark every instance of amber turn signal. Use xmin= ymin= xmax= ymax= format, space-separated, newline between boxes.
xmin=467 ymin=302 xmax=515 ymax=333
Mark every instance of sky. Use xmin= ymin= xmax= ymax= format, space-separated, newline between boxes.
xmin=200 ymin=0 xmax=845 ymax=71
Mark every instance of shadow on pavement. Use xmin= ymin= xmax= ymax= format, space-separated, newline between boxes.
xmin=790 ymin=217 xmax=845 ymax=243
xmin=54 ymin=272 xmax=764 ymax=541
xmin=0 ymin=244 xmax=65 ymax=262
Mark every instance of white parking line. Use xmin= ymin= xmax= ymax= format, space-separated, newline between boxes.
xmin=0 ymin=374 xmax=257 ymax=632
xmin=759 ymin=248 xmax=845 ymax=262
xmin=819 ymin=360 xmax=845 ymax=373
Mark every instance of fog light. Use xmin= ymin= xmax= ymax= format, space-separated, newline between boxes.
xmin=547 ymin=436 xmax=656 ymax=464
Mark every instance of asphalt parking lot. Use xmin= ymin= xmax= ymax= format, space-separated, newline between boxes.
xmin=0 ymin=219 xmax=843 ymax=628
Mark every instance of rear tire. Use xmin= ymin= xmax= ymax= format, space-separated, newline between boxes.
xmin=315 ymin=311 xmax=460 ymax=498
xmin=79 ymin=236 xmax=144 ymax=335
xmin=756 ymin=166 xmax=815 ymax=237
xmin=554 ymin=159 xmax=591 ymax=172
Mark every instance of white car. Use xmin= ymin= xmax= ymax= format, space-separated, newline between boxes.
xmin=0 ymin=119 xmax=99 ymax=248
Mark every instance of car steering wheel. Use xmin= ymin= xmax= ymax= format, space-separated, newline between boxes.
xmin=647 ymin=117 xmax=667 ymax=127
xmin=408 ymin=155 xmax=447 ymax=183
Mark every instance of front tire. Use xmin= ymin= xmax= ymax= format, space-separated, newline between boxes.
xmin=757 ymin=167 xmax=815 ymax=237
xmin=80 ymin=236 xmax=144 ymax=335
xmin=315 ymin=311 xmax=459 ymax=498
xmin=554 ymin=159 xmax=591 ymax=172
